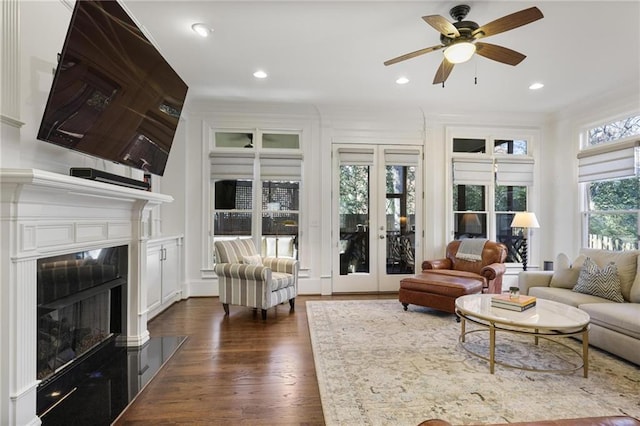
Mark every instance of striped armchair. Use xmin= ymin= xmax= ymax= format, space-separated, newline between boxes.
xmin=214 ymin=238 xmax=298 ymax=320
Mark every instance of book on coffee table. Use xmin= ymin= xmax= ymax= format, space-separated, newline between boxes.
xmin=491 ymin=294 xmax=537 ymax=311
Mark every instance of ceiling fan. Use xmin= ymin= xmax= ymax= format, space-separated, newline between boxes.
xmin=384 ymin=4 xmax=544 ymax=85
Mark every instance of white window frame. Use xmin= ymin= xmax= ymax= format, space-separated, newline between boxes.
xmin=446 ymin=126 xmax=539 ymax=269
xmin=578 ymin=112 xmax=640 ymax=249
xmin=206 ymin=129 xmax=303 ymax=271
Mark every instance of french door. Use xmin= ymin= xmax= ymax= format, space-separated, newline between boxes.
xmin=333 ymin=144 xmax=423 ymax=292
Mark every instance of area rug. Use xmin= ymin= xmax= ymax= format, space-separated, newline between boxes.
xmin=306 ymin=300 xmax=640 ymax=426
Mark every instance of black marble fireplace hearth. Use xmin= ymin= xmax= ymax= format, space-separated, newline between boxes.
xmin=35 ymin=246 xmax=186 ymax=425
xmin=38 ymin=335 xmax=187 ymax=425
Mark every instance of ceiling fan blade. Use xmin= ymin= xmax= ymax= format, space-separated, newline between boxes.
xmin=422 ymin=15 xmax=460 ymax=38
xmin=475 ymin=42 xmax=526 ymax=66
xmin=432 ymin=59 xmax=455 ymax=85
xmin=473 ymin=7 xmax=543 ymax=39
xmin=383 ymin=45 xmax=444 ymax=66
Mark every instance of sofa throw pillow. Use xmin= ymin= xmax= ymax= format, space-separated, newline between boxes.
xmin=550 ymin=254 xmax=585 ymax=289
xmin=579 ymin=248 xmax=639 ymax=302
xmin=573 ymin=257 xmax=624 ymax=302
xmin=242 ymin=254 xmax=263 ymax=266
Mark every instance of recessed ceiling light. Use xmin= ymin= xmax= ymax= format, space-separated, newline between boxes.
xmin=253 ymin=70 xmax=268 ymax=79
xmin=396 ymin=77 xmax=409 ymax=85
xmin=529 ymin=82 xmax=544 ymax=90
xmin=191 ymin=23 xmax=212 ymax=37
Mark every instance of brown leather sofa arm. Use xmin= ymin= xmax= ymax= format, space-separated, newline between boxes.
xmin=480 ymin=262 xmax=506 ymax=280
xmin=418 ymin=416 xmax=640 ymax=426
xmin=422 ymin=258 xmax=452 ymax=270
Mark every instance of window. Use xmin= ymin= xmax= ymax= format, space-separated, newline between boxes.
xmin=587 ymin=115 xmax=640 ymax=146
xmin=583 ymin=177 xmax=639 ymax=250
xmin=580 ymin=114 xmax=640 ymax=250
xmin=262 ymin=181 xmax=299 ymax=258
xmin=451 ymin=133 xmax=535 ymax=267
xmin=210 ymin=131 xmax=302 ymax=265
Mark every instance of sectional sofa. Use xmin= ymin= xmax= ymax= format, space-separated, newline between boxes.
xmin=518 ymin=248 xmax=640 ymax=366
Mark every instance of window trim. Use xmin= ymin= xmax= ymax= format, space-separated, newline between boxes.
xmin=446 ymin=126 xmax=539 ymax=270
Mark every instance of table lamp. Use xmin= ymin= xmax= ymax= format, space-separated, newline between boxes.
xmin=510 ymin=212 xmax=540 ymax=271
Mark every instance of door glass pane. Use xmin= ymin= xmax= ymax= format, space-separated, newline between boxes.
xmin=262 ymin=180 xmax=299 ymax=258
xmin=339 ymin=165 xmax=370 ymax=275
xmin=386 ymin=165 xmax=416 ymax=274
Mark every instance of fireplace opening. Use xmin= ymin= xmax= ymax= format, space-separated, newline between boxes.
xmin=36 ymin=245 xmax=127 ymax=417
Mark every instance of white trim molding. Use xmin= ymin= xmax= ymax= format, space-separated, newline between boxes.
xmin=0 ymin=168 xmax=172 ymax=425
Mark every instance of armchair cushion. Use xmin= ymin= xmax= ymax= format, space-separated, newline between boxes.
xmin=242 ymin=254 xmax=263 ymax=265
xmin=271 ymin=272 xmax=295 ymax=291
xmin=215 ymin=238 xmax=258 ymax=263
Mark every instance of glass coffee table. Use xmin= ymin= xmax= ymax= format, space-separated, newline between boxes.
xmin=455 ymin=294 xmax=590 ymax=376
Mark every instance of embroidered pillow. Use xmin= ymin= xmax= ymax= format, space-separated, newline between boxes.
xmin=573 ymin=257 xmax=624 ymax=302
xmin=242 ymin=254 xmax=263 ymax=266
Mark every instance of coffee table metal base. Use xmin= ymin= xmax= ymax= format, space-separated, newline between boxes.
xmin=457 ymin=310 xmax=589 ymax=377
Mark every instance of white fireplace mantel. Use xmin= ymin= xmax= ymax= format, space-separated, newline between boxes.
xmin=0 ymin=168 xmax=173 ymax=426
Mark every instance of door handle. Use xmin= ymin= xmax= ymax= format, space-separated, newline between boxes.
xmin=379 ymin=235 xmax=385 ymax=239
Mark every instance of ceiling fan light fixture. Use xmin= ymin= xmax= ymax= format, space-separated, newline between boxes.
xmin=443 ymin=42 xmax=476 ymax=64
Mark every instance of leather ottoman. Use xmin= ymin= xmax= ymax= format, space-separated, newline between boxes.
xmin=399 ymin=271 xmax=484 ymax=314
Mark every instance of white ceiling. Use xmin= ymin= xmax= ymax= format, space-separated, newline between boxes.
xmin=123 ymin=1 xmax=640 ymax=115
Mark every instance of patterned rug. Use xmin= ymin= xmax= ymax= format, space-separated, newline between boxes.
xmin=306 ymin=299 xmax=640 ymax=426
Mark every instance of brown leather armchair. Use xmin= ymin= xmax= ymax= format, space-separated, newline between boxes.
xmin=399 ymin=240 xmax=507 ymax=315
xmin=423 ymin=240 xmax=507 ymax=294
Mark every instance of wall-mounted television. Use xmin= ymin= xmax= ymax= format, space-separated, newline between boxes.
xmin=37 ymin=0 xmax=188 ymax=176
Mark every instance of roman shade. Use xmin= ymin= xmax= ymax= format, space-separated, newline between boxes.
xmin=260 ymin=152 xmax=303 ymax=180
xmin=210 ymin=152 xmax=254 ymax=180
xmin=495 ymin=157 xmax=534 ymax=186
xmin=384 ymin=148 xmax=421 ymax=165
xmin=452 ymin=158 xmax=493 ymax=185
xmin=578 ymin=139 xmax=640 ymax=182
xmin=337 ymin=147 xmax=375 ymax=165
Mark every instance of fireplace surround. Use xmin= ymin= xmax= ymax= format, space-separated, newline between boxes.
xmin=0 ymin=169 xmax=173 ymax=426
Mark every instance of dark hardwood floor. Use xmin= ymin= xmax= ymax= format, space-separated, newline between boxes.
xmin=114 ymin=294 xmax=397 ymax=425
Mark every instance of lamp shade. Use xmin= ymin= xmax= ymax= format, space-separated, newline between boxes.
xmin=461 ymin=213 xmax=482 ymax=234
xmin=510 ymin=212 xmax=540 ymax=229
xmin=443 ymin=42 xmax=476 ymax=64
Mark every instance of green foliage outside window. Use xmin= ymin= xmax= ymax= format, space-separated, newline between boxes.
xmin=495 ymin=186 xmax=527 ymax=211
xmin=587 ymin=177 xmax=640 ymax=249
xmin=453 ymin=185 xmax=485 ymax=211
xmin=340 ymin=165 xmax=369 ymax=214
